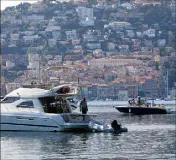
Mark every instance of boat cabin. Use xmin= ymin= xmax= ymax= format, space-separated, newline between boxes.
xmin=39 ymin=96 xmax=72 ymax=114
xmin=1 ymin=85 xmax=79 ymax=114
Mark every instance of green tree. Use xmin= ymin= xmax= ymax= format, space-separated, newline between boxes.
xmin=163 ymin=61 xmax=170 ymax=69
xmin=155 ymin=62 xmax=159 ymax=71
xmin=139 ymin=5 xmax=172 ymax=25
xmin=159 ymin=48 xmax=166 ymax=57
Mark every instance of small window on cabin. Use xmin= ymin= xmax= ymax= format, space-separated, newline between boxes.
xmin=17 ymin=101 xmax=34 ymax=108
xmin=1 ymin=97 xmax=20 ymax=103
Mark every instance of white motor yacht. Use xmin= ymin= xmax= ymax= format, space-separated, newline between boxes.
xmin=1 ymin=84 xmax=127 ymax=133
xmin=1 ymin=85 xmax=90 ymax=132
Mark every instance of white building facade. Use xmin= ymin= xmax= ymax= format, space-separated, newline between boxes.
xmin=88 ymin=58 xmax=142 ymax=68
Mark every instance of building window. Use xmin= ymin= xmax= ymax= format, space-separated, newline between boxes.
xmin=17 ymin=101 xmax=34 ymax=108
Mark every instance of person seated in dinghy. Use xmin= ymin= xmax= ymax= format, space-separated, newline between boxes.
xmin=128 ymin=100 xmax=132 ymax=105
xmin=128 ymin=99 xmax=135 ymax=106
xmin=111 ymin=120 xmax=121 ymax=133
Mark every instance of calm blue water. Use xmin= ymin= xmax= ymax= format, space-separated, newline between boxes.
xmin=1 ymin=105 xmax=176 ymax=160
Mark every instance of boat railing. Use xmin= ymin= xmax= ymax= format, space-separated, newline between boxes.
xmin=128 ymin=103 xmax=151 ymax=108
xmin=157 ymin=104 xmax=166 ymax=108
xmin=128 ymin=103 xmax=166 ymax=109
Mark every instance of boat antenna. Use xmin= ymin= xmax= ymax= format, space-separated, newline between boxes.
xmin=17 ymin=92 xmax=20 ymax=98
xmin=78 ymin=77 xmax=79 ymax=84
xmin=166 ymin=70 xmax=169 ymax=98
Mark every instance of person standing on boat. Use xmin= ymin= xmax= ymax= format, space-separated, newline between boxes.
xmin=80 ymin=97 xmax=88 ymax=114
xmin=137 ymin=96 xmax=141 ymax=106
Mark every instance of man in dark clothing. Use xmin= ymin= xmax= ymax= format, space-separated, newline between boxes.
xmin=137 ymin=96 xmax=141 ymax=106
xmin=111 ymin=120 xmax=121 ymax=133
xmin=80 ymin=97 xmax=88 ymax=114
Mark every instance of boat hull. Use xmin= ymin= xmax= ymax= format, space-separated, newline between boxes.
xmin=115 ymin=106 xmax=167 ymax=115
xmin=0 ymin=123 xmax=92 ymax=132
xmin=0 ymin=113 xmax=63 ymax=132
xmin=0 ymin=113 xmax=92 ymax=132
xmin=0 ymin=113 xmax=101 ymax=132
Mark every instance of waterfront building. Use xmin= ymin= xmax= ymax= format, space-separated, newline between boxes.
xmin=88 ymin=58 xmax=142 ymax=68
xmin=141 ymin=78 xmax=158 ymax=99
xmin=127 ymin=84 xmax=138 ymax=98
xmin=170 ymin=0 xmax=176 ymax=18
xmin=22 ymin=14 xmax=45 ymax=22
xmin=5 ymin=83 xmax=21 ymax=94
xmin=5 ymin=60 xmax=15 ymax=69
xmin=65 ymin=30 xmax=77 ymax=40
xmin=76 ymin=7 xmax=95 ymax=26
xmin=29 ymin=1 xmax=45 ymax=13
xmin=76 ymin=7 xmax=94 ymax=20
xmin=117 ymin=90 xmax=128 ymax=100
xmin=108 ymin=21 xmax=132 ymax=30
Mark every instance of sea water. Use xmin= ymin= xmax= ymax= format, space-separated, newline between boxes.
xmin=1 ymin=103 xmax=176 ymax=160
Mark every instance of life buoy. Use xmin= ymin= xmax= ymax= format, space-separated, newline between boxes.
xmin=63 ymin=86 xmax=70 ymax=93
xmin=59 ymin=86 xmax=70 ymax=94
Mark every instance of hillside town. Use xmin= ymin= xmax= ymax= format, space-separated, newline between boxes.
xmin=1 ymin=0 xmax=176 ymax=100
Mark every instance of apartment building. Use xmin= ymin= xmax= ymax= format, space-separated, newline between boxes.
xmin=88 ymin=58 xmax=142 ymax=68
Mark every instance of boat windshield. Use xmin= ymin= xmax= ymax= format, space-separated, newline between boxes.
xmin=1 ymin=97 xmax=20 ymax=103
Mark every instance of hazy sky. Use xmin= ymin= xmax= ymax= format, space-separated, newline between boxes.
xmin=1 ymin=0 xmax=38 ymax=10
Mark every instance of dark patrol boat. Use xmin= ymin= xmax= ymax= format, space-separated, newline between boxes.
xmin=115 ymin=97 xmax=168 ymax=115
